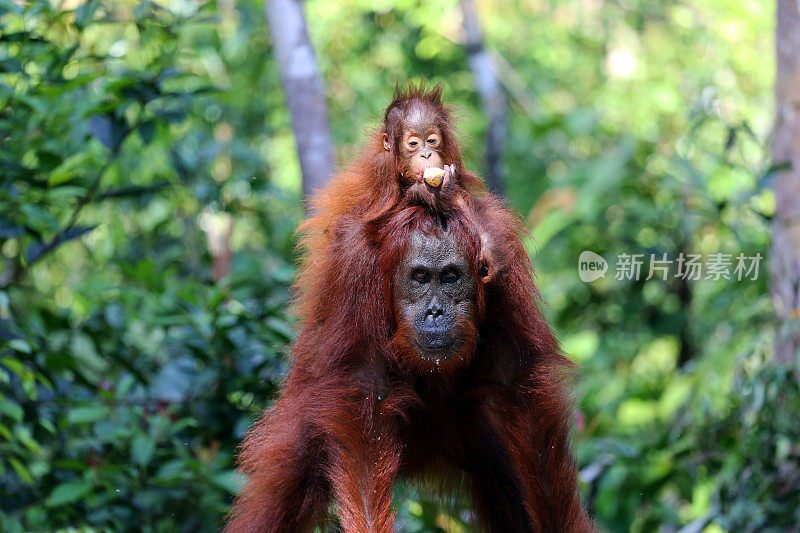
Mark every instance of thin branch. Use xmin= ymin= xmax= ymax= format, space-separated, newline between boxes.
xmin=0 ymin=124 xmax=136 ymax=289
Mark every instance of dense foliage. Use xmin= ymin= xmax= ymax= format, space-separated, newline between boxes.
xmin=1 ymin=0 xmax=795 ymax=531
xmin=0 ymin=1 xmax=296 ymax=530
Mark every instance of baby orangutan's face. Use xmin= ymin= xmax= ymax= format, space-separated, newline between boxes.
xmin=384 ymin=100 xmax=446 ymax=180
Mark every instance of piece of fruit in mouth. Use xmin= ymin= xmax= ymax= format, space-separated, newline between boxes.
xmin=423 ymin=167 xmax=445 ymax=187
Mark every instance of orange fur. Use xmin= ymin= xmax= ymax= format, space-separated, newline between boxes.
xmin=225 ymin=85 xmax=594 ymax=533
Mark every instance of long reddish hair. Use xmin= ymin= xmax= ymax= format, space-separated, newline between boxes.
xmin=227 ymin=84 xmax=593 ymax=532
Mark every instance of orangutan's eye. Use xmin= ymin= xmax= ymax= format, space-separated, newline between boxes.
xmin=412 ymin=269 xmax=430 ymax=284
xmin=441 ymin=269 xmax=460 ymax=284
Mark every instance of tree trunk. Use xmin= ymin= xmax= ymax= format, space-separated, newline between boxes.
xmin=771 ymin=0 xmax=800 ymax=364
xmin=460 ymin=0 xmax=507 ymax=195
xmin=264 ymin=0 xmax=335 ymax=201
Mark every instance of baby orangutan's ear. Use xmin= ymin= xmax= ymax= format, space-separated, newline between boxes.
xmin=382 ymin=132 xmax=391 ymax=151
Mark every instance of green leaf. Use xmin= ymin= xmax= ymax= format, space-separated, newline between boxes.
xmin=0 ymin=0 xmax=23 ymax=15
xmin=209 ymin=470 xmax=242 ymax=494
xmin=74 ymin=1 xmax=99 ymax=29
xmin=20 ymin=203 xmax=59 ymax=234
xmin=156 ymin=459 xmax=186 ymax=482
xmin=8 ymin=339 xmax=31 ymax=354
xmin=266 ymin=317 xmax=293 ymax=341
xmin=67 ymin=405 xmax=110 ymax=424
xmin=0 ymin=58 xmax=23 ymax=73
xmin=0 ymin=357 xmax=26 ymax=376
xmin=132 ymin=433 xmax=155 ymax=467
xmin=0 ymin=399 xmax=23 ymax=421
xmin=45 ymin=480 xmax=93 ymax=507
xmin=48 ymin=185 xmax=89 ymax=203
xmin=89 ymin=114 xmax=128 ymax=151
xmin=48 ymin=151 xmax=95 ymax=186
xmin=137 ymin=120 xmax=156 ymax=144
xmin=117 ymin=374 xmax=136 ymax=396
xmin=8 ymin=456 xmax=33 ymax=484
xmin=0 ymin=218 xmax=23 ymax=238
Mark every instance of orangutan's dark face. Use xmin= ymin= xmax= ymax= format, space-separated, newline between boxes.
xmin=393 ymin=230 xmax=477 ymax=362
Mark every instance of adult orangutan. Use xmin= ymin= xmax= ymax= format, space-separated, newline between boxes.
xmin=224 ymin=84 xmax=594 ymax=532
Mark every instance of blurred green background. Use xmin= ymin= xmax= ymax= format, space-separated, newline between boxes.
xmin=1 ymin=0 xmax=796 ymax=531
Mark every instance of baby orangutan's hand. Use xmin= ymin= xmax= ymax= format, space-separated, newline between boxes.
xmin=406 ymin=165 xmax=463 ymax=213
